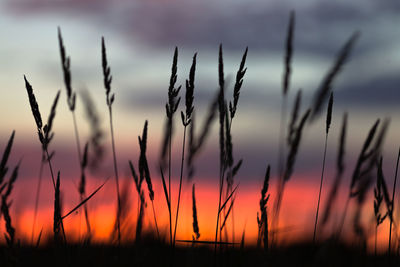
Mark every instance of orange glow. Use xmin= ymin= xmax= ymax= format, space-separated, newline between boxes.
xmin=1 ymin=170 xmax=391 ymax=253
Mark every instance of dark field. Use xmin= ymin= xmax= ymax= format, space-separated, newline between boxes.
xmin=1 ymin=241 xmax=400 ymax=267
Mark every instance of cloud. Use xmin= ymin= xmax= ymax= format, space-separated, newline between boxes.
xmin=335 ymin=74 xmax=400 ymax=108
xmin=6 ymin=0 xmax=399 ymax=55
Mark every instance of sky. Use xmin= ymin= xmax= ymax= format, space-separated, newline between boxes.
xmin=0 ymin=0 xmax=399 ymax=249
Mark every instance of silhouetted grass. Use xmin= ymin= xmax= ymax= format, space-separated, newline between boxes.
xmin=389 ymin=148 xmax=400 ymax=253
xmin=101 ymin=36 xmax=121 ymax=245
xmin=313 ymin=92 xmax=334 ymax=242
xmin=257 ymin=165 xmax=270 ymax=252
xmin=2 ymin=11 xmax=400 ymax=267
xmin=174 ymin=52 xmax=197 ymax=246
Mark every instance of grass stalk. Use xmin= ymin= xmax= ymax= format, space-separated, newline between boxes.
xmin=160 ymin=47 xmax=181 ymax=246
xmin=168 ymin=128 xmax=173 ymax=244
xmin=173 ymin=125 xmax=187 ymax=245
xmin=108 ymin=106 xmax=121 ymax=244
xmin=313 ymin=92 xmax=333 ymax=242
xmin=215 ymin=44 xmax=226 ymax=255
xmin=192 ymin=184 xmax=200 ymax=240
xmin=101 ymin=37 xmax=121 ymax=245
xmin=374 ymin=158 xmax=388 ymax=254
xmin=273 ymin=96 xmax=287 ymax=243
xmin=71 ymin=108 xmax=82 ymax=163
xmin=389 ymin=147 xmax=400 ymax=254
xmin=174 ymin=52 xmax=196 ymax=245
xmin=273 ymin=11 xmax=294 ymax=245
xmin=313 ymin=133 xmax=328 ymax=242
xmin=226 ymin=46 xmax=248 ymax=244
xmin=31 ymin=152 xmax=45 ymax=244
xmin=138 ymin=121 xmax=160 ymax=239
xmin=59 ymin=28 xmax=91 ymax=239
xmin=321 ymin=113 xmax=347 ymax=228
xmin=150 ymin=200 xmax=160 ymax=239
xmin=46 ymin=150 xmax=67 ymax=243
xmin=337 ymin=119 xmax=381 ymax=238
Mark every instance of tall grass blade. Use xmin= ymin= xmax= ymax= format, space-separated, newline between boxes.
xmin=62 ymin=179 xmax=108 ymax=220
xmin=80 ymin=89 xmax=105 ymax=171
xmin=101 ymin=37 xmax=121 ymax=245
xmin=192 ymin=184 xmax=200 ymax=240
xmin=174 ymin=52 xmax=197 ymax=245
xmin=389 ymin=147 xmax=400 ymax=254
xmin=229 ymin=46 xmax=248 ymax=120
xmin=313 ymin=92 xmax=333 ymax=243
xmin=258 ymin=165 xmax=270 ymax=250
xmin=0 ymin=130 xmax=15 ymax=183
xmin=310 ymin=32 xmax=359 ymax=121
xmin=321 ymin=113 xmax=347 ymax=226
xmin=287 ymin=90 xmax=301 ymax=145
xmin=282 ymin=11 xmax=295 ymax=96
xmin=53 ymin=171 xmax=62 ymax=243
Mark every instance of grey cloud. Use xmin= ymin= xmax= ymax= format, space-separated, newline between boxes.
xmin=5 ymin=0 xmax=399 ymax=117
xmin=335 ymin=74 xmax=400 ymax=108
xmin=121 ymin=72 xmax=400 ymax=114
xmin=6 ymin=0 xmax=399 ymax=56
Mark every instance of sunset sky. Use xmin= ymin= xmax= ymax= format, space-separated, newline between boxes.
xmin=0 ymin=0 xmax=399 ymax=250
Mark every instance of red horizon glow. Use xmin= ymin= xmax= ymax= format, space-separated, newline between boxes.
xmin=1 ymin=170 xmax=393 ymax=252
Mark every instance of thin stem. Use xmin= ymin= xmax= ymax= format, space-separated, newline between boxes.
xmin=313 ymin=133 xmax=329 ymax=243
xmin=272 ymin=95 xmax=287 ymax=245
xmin=215 ymin=164 xmax=225 ymax=254
xmin=228 ymin=119 xmax=235 ymax=244
xmin=72 ymin=110 xmax=91 ymax=239
xmin=389 ymin=147 xmax=400 ymax=254
xmin=271 ymin=179 xmax=285 ymax=244
xmin=151 ymin=200 xmax=160 ymax=240
xmin=168 ymin=129 xmax=173 ymax=246
xmin=173 ymin=125 xmax=187 ymax=246
xmin=278 ymin=95 xmax=288 ymax=179
xmin=336 ymin=196 xmax=350 ymax=239
xmin=72 ymin=111 xmax=82 ymax=163
xmin=80 ymin=193 xmax=91 ymax=238
xmin=108 ymin=107 xmax=121 ymax=245
xmin=45 ymin=148 xmax=67 ymax=243
xmin=45 ymin=149 xmax=56 ymax=190
xmin=31 ymin=153 xmax=45 ymax=244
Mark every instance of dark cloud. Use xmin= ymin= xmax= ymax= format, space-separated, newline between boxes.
xmin=335 ymin=74 xmax=400 ymax=108
xmin=6 ymin=0 xmax=399 ymax=56
xmin=121 ymin=71 xmax=400 ymax=113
